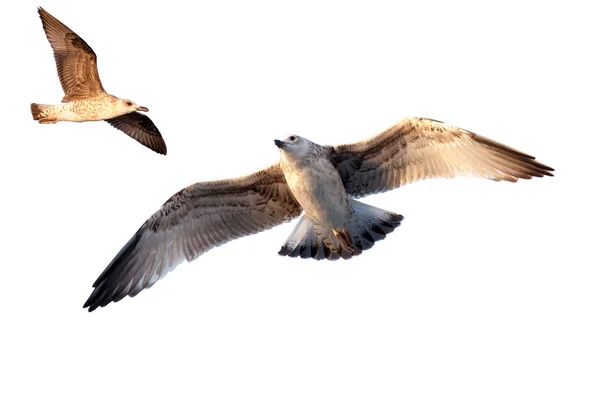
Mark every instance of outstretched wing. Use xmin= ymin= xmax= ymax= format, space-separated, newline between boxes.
xmin=38 ymin=7 xmax=105 ymax=101
xmin=84 ymin=164 xmax=301 ymax=311
xmin=330 ymin=117 xmax=554 ymax=198
xmin=105 ymin=112 xmax=167 ymax=155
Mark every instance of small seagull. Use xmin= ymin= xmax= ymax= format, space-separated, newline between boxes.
xmin=31 ymin=7 xmax=167 ymax=155
xmin=83 ymin=117 xmax=553 ymax=311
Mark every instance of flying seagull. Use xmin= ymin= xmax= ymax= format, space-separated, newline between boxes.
xmin=30 ymin=7 xmax=167 ymax=155
xmin=83 ymin=117 xmax=553 ymax=311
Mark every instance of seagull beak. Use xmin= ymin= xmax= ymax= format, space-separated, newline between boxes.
xmin=274 ymin=139 xmax=287 ymax=149
xmin=136 ymin=106 xmax=149 ymax=112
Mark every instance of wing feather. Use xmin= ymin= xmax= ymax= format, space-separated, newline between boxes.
xmin=38 ymin=7 xmax=105 ymax=101
xmin=330 ymin=117 xmax=554 ymax=198
xmin=105 ymin=112 xmax=167 ymax=155
xmin=84 ymin=164 xmax=301 ymax=311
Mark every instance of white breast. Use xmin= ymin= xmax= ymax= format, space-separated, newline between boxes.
xmin=282 ymin=157 xmax=351 ymax=228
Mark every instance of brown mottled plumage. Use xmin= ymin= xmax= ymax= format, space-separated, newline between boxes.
xmin=31 ymin=7 xmax=167 ymax=155
xmin=83 ymin=117 xmax=553 ymax=311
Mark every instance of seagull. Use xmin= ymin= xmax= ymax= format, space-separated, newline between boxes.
xmin=83 ymin=117 xmax=553 ymax=311
xmin=30 ymin=7 xmax=167 ymax=155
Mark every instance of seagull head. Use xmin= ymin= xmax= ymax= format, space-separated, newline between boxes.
xmin=119 ymin=99 xmax=149 ymax=113
xmin=274 ymin=135 xmax=312 ymax=160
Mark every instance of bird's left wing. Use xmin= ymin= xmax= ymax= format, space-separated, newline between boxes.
xmin=330 ymin=117 xmax=554 ymax=198
xmin=105 ymin=112 xmax=167 ymax=155
xmin=84 ymin=164 xmax=301 ymax=311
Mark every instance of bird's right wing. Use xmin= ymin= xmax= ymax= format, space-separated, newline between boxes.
xmin=84 ymin=164 xmax=301 ymax=311
xmin=37 ymin=7 xmax=106 ymax=101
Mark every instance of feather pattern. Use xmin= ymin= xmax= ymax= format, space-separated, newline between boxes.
xmin=37 ymin=7 xmax=105 ymax=101
xmin=330 ymin=117 xmax=554 ymax=198
xmin=105 ymin=112 xmax=167 ymax=155
xmin=83 ymin=164 xmax=301 ymax=311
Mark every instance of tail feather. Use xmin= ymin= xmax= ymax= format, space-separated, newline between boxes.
xmin=278 ymin=200 xmax=403 ymax=261
xmin=352 ymin=199 xmax=403 ymax=245
xmin=30 ymin=103 xmax=52 ymax=121
xmin=278 ymin=214 xmax=331 ymax=260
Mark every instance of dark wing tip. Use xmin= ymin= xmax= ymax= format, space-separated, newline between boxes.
xmin=83 ymin=296 xmax=102 ymax=312
xmin=472 ymin=134 xmax=555 ymax=179
xmin=537 ymin=162 xmax=555 ymax=174
xmin=83 ymin=289 xmax=105 ymax=312
xmin=105 ymin=112 xmax=168 ymax=155
xmin=156 ymin=138 xmax=167 ymax=155
xmin=83 ymin=227 xmax=145 ymax=312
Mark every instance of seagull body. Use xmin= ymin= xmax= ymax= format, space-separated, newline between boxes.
xmin=276 ymin=137 xmax=399 ymax=259
xmin=33 ymin=93 xmax=144 ymax=123
xmin=83 ymin=117 xmax=554 ymax=311
xmin=31 ymin=7 xmax=167 ymax=155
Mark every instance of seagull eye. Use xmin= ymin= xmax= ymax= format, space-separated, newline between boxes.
xmin=126 ymin=101 xmax=133 ymax=106
xmin=289 ymin=135 xmax=297 ymax=142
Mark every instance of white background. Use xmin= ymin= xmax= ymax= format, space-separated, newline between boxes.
xmin=1 ymin=0 xmax=597 ymax=399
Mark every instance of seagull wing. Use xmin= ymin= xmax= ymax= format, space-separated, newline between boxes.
xmin=105 ymin=112 xmax=167 ymax=155
xmin=38 ymin=7 xmax=106 ymax=101
xmin=84 ymin=164 xmax=301 ymax=311
xmin=330 ymin=117 xmax=554 ymax=198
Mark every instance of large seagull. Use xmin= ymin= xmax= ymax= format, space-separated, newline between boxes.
xmin=31 ymin=7 xmax=167 ymax=155
xmin=84 ymin=117 xmax=553 ymax=311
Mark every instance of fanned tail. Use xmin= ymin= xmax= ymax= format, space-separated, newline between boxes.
xmin=278 ymin=200 xmax=403 ymax=261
